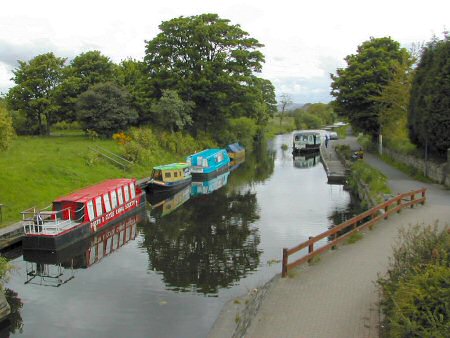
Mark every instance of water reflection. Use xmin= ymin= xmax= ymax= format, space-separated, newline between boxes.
xmin=141 ymin=186 xmax=261 ymax=294
xmin=1 ymin=289 xmax=23 ymax=336
xmin=293 ymin=151 xmax=321 ymax=169
xmin=22 ymin=210 xmax=145 ymax=287
xmin=147 ymin=185 xmax=191 ymax=220
xmin=191 ymin=172 xmax=229 ymax=197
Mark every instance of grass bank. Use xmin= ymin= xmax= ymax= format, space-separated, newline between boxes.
xmin=0 ymin=134 xmax=183 ymax=227
xmin=264 ymin=116 xmax=295 ymax=139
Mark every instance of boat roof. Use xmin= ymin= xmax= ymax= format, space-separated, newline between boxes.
xmin=188 ymin=148 xmax=225 ymax=158
xmin=153 ymin=163 xmax=189 ymax=171
xmin=54 ymin=178 xmax=136 ymax=203
xmin=227 ymin=143 xmax=245 ymax=153
xmin=293 ymin=130 xmax=322 ymax=135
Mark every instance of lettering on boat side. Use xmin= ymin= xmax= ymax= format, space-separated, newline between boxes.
xmin=90 ymin=218 xmax=101 ymax=228
xmin=124 ymin=200 xmax=137 ymax=210
xmin=89 ymin=200 xmax=137 ymax=229
xmin=105 ymin=211 xmax=115 ymax=221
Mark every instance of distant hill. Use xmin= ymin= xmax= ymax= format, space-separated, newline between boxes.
xmin=278 ymin=102 xmax=305 ymax=112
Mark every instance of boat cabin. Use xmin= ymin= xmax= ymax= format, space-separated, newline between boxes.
xmin=293 ymin=130 xmax=322 ymax=152
xmin=150 ymin=163 xmax=191 ymax=184
xmin=187 ymin=149 xmax=230 ymax=175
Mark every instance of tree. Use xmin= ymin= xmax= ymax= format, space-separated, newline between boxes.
xmin=409 ymin=35 xmax=450 ymax=156
xmin=373 ymin=54 xmax=416 ymax=152
xmin=144 ymin=13 xmax=268 ymax=132
xmin=331 ymin=37 xmax=410 ymax=136
xmin=6 ymin=53 xmax=65 ymax=135
xmin=0 ymin=102 xmax=15 ymax=150
xmin=278 ymin=93 xmax=292 ymax=126
xmin=54 ymin=50 xmax=117 ymax=122
xmin=76 ymin=82 xmax=138 ymax=137
xmin=151 ymin=89 xmax=194 ymax=132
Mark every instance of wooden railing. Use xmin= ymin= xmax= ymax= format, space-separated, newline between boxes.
xmin=281 ymin=188 xmax=427 ymax=277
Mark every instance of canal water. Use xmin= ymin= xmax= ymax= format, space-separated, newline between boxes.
xmin=3 ymin=134 xmax=354 ymax=338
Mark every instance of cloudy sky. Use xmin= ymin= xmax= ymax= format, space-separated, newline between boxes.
xmin=0 ymin=0 xmax=448 ymax=103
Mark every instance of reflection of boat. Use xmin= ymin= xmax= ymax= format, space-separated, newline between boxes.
xmin=22 ymin=211 xmax=144 ymax=287
xmin=148 ymin=185 xmax=191 ymax=218
xmin=292 ymin=130 xmax=322 ymax=153
xmin=21 ymin=179 xmax=146 ymax=251
xmin=229 ymin=156 xmax=245 ymax=172
xmin=186 ymin=149 xmax=230 ymax=180
xmin=293 ymin=152 xmax=321 ymax=169
xmin=147 ymin=163 xmax=191 ymax=193
xmin=191 ymin=172 xmax=230 ymax=197
xmin=226 ymin=143 xmax=245 ymax=160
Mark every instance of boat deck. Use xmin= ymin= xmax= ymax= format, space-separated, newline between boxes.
xmin=24 ymin=219 xmax=81 ymax=236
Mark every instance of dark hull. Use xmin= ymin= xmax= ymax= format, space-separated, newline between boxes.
xmin=147 ymin=177 xmax=191 ymax=194
xmin=293 ymin=145 xmax=321 ymax=154
xmin=191 ymin=164 xmax=230 ymax=181
xmin=22 ymin=198 xmax=146 ymax=252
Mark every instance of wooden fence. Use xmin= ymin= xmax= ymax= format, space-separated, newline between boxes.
xmin=281 ymin=188 xmax=427 ymax=277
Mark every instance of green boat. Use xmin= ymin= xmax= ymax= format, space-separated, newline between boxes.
xmin=147 ymin=163 xmax=192 ymax=193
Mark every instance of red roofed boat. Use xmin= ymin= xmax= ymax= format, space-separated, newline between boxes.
xmin=21 ymin=178 xmax=146 ymax=250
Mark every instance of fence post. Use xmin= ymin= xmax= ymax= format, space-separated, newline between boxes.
xmin=307 ymin=236 xmax=314 ymax=263
xmin=384 ymin=203 xmax=389 ymax=219
xmin=410 ymin=192 xmax=415 ymax=208
xmin=397 ymin=194 xmax=401 ymax=213
xmin=421 ymin=189 xmax=426 ymax=205
xmin=282 ymin=248 xmax=288 ymax=278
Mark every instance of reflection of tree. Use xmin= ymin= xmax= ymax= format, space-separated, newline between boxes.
xmin=4 ymin=288 xmax=23 ymax=335
xmin=327 ymin=194 xmax=364 ymax=240
xmin=227 ymin=141 xmax=275 ymax=189
xmin=141 ymin=188 xmax=261 ymax=294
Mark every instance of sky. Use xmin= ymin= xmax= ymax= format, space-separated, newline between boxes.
xmin=0 ymin=0 xmax=448 ymax=103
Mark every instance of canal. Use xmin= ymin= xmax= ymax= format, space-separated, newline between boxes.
xmin=3 ymin=133 xmax=355 ymax=338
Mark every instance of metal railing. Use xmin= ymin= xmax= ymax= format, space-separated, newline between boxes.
xmin=281 ymin=188 xmax=427 ymax=277
xmin=22 ymin=205 xmax=85 ymax=235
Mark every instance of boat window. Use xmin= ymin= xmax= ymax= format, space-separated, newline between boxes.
xmin=87 ymin=200 xmax=95 ymax=220
xmin=111 ymin=190 xmax=118 ymax=209
xmin=124 ymin=185 xmax=130 ymax=202
xmin=130 ymin=183 xmax=136 ymax=199
xmin=197 ymin=156 xmax=202 ymax=166
xmin=217 ymin=152 xmax=223 ymax=162
xmin=295 ymin=135 xmax=300 ymax=141
xmin=165 ymin=172 xmax=171 ymax=178
xmin=202 ymin=159 xmax=208 ymax=167
xmin=117 ymin=188 xmax=124 ymax=205
xmin=95 ymin=196 xmax=103 ymax=216
xmin=104 ymin=194 xmax=111 ymax=212
xmin=174 ymin=172 xmax=178 ymax=178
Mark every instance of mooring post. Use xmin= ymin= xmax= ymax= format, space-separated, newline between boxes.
xmin=282 ymin=248 xmax=288 ymax=278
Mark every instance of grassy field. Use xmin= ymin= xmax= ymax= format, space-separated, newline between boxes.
xmin=0 ymin=134 xmax=180 ymax=227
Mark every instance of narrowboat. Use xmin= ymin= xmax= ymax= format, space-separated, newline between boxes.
xmin=186 ymin=149 xmax=230 ymax=180
xmin=21 ymin=178 xmax=146 ymax=251
xmin=292 ymin=130 xmax=322 ymax=153
xmin=191 ymin=171 xmax=230 ymax=197
xmin=147 ymin=163 xmax=191 ymax=193
xmin=23 ymin=211 xmax=144 ymax=286
xmin=226 ymin=143 xmax=245 ymax=160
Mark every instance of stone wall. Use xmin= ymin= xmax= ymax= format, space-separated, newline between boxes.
xmin=383 ymin=148 xmax=450 ymax=187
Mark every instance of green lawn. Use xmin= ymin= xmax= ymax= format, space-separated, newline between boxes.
xmin=0 ymin=135 xmax=163 ymax=227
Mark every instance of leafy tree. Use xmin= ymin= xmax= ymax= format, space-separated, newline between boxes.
xmin=0 ymin=101 xmax=15 ymax=150
xmin=6 ymin=52 xmax=66 ymax=135
xmin=373 ymin=54 xmax=416 ymax=153
xmin=331 ymin=37 xmax=410 ymax=136
xmin=144 ymin=13 xmax=268 ymax=132
xmin=294 ymin=111 xmax=322 ymax=130
xmin=76 ymin=82 xmax=138 ymax=137
xmin=305 ymin=103 xmax=335 ymax=125
xmin=54 ymin=50 xmax=117 ymax=122
xmin=151 ymin=89 xmax=194 ymax=132
xmin=409 ymin=35 xmax=450 ymax=156
xmin=116 ymin=59 xmax=153 ymax=123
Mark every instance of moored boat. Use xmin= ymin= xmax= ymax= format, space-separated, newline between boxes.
xmin=21 ymin=178 xmax=145 ymax=251
xmin=292 ymin=130 xmax=322 ymax=153
xmin=226 ymin=143 xmax=245 ymax=160
xmin=191 ymin=171 xmax=230 ymax=197
xmin=186 ymin=149 xmax=230 ymax=180
xmin=147 ymin=163 xmax=191 ymax=193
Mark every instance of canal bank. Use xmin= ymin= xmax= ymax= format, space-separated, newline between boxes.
xmin=209 ymin=136 xmax=450 ymax=338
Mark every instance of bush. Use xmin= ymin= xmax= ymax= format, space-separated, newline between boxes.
xmin=0 ymin=256 xmax=12 ymax=287
xmin=294 ymin=111 xmax=322 ymax=130
xmin=0 ymin=103 xmax=16 ymax=151
xmin=52 ymin=121 xmax=82 ymax=131
xmin=378 ymin=224 xmax=450 ymax=337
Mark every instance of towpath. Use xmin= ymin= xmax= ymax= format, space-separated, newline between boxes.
xmin=239 ymin=136 xmax=450 ymax=338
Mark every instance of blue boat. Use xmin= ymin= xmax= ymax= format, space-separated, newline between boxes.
xmin=186 ymin=149 xmax=230 ymax=180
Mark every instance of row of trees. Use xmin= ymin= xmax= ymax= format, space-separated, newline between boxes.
xmin=3 ymin=13 xmax=277 ymax=140
xmin=331 ymin=34 xmax=450 ymax=157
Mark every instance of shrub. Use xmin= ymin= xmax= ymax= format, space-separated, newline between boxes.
xmin=0 ymin=256 xmax=13 ymax=287
xmin=52 ymin=121 xmax=82 ymax=131
xmin=378 ymin=224 xmax=450 ymax=337
xmin=0 ymin=103 xmax=16 ymax=151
